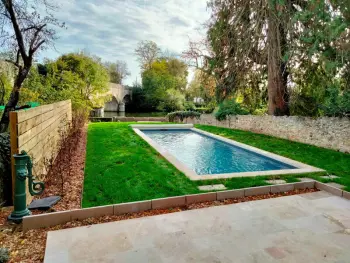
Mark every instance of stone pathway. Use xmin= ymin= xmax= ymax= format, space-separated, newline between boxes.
xmin=266 ymin=179 xmax=287 ymax=184
xmin=44 ymin=191 xmax=350 ymax=263
xmin=321 ymin=175 xmax=340 ymax=180
xmin=198 ymin=184 xmax=226 ymax=191
xmin=299 ymin=177 xmax=315 ymax=182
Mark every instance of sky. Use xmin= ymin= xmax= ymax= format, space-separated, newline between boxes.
xmin=38 ymin=0 xmax=211 ymax=85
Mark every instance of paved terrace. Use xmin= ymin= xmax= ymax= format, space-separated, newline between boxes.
xmin=45 ymin=191 xmax=350 ymax=263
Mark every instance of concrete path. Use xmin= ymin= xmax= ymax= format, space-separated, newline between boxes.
xmin=44 ymin=191 xmax=350 ymax=263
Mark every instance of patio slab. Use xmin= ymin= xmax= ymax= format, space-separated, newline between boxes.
xmin=44 ymin=191 xmax=350 ymax=263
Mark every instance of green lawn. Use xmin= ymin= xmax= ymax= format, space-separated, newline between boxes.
xmin=82 ymin=122 xmax=350 ymax=207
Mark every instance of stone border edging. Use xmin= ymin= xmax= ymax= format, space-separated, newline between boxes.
xmin=22 ymin=181 xmax=320 ymax=231
xmin=314 ymin=181 xmax=349 ymax=198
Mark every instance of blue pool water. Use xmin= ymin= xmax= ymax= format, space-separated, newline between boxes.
xmin=141 ymin=129 xmax=296 ymax=175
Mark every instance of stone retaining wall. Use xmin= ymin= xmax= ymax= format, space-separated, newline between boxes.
xmin=113 ymin=117 xmax=167 ymax=122
xmin=182 ymin=114 xmax=350 ymax=153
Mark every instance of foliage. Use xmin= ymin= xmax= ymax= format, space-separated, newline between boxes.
xmin=321 ymin=88 xmax=350 ymax=117
xmin=135 ymin=40 xmax=161 ymax=71
xmin=184 ymin=101 xmax=196 ymax=111
xmin=141 ymin=58 xmax=188 ymax=112
xmin=215 ymin=99 xmax=249 ymax=121
xmin=125 ymin=85 xmax=150 ymax=112
xmin=184 ymin=0 xmax=350 ymax=117
xmin=0 ymin=247 xmax=9 ymax=263
xmin=0 ymin=0 xmax=64 ymax=132
xmin=167 ymin=111 xmax=201 ymax=122
xmin=104 ymin=60 xmax=130 ymax=84
xmin=157 ymin=89 xmax=185 ymax=112
xmin=0 ymin=73 xmax=12 ymax=105
xmin=186 ymin=69 xmax=216 ymax=104
xmin=195 ymin=107 xmax=215 ymax=114
xmin=21 ymin=52 xmax=110 ymax=111
xmin=45 ymin=110 xmax=88 ymax=195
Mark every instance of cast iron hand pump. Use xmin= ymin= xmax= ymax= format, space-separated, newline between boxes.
xmin=8 ymin=151 xmax=45 ymax=223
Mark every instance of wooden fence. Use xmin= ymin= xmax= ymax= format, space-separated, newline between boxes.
xmin=10 ymin=100 xmax=72 ymax=203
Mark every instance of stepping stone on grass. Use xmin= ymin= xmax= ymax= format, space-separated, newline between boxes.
xmin=299 ymin=178 xmax=315 ymax=182
xmin=266 ymin=179 xmax=287 ymax=184
xmin=320 ymin=175 xmax=340 ymax=180
xmin=198 ymin=184 xmax=226 ymax=191
xmin=325 ymin=182 xmax=345 ymax=189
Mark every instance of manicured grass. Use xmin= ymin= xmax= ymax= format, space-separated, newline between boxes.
xmin=82 ymin=122 xmax=199 ymax=208
xmin=83 ymin=122 xmax=350 ymax=207
xmin=195 ymin=125 xmax=350 ymax=190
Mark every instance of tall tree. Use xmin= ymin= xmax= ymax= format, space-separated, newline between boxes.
xmin=0 ymin=0 xmax=64 ymax=132
xmin=141 ymin=58 xmax=188 ymax=111
xmin=104 ymin=60 xmax=130 ymax=84
xmin=201 ymin=0 xmax=349 ymax=116
xmin=135 ymin=40 xmax=161 ymax=71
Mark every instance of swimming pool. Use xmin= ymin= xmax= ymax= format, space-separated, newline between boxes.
xmin=132 ymin=124 xmax=323 ymax=180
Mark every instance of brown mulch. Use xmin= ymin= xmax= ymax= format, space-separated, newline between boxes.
xmin=0 ymin=187 xmax=318 ymax=262
xmin=34 ymin=125 xmax=88 ymax=212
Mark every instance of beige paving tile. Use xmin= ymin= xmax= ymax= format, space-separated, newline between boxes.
xmin=198 ymin=184 xmax=226 ymax=191
xmin=266 ymin=179 xmax=287 ymax=184
xmin=44 ymin=192 xmax=350 ymax=263
xmin=299 ymin=177 xmax=315 ymax=182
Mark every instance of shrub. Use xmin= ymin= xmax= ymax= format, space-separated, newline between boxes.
xmin=195 ymin=107 xmax=215 ymax=114
xmin=320 ymin=88 xmax=350 ymax=117
xmin=167 ymin=111 xmax=201 ymax=122
xmin=215 ymin=99 xmax=249 ymax=121
xmin=0 ymin=248 xmax=9 ymax=263
xmin=157 ymin=89 xmax=185 ymax=112
xmin=184 ymin=101 xmax=196 ymax=111
xmin=44 ymin=110 xmax=88 ymax=195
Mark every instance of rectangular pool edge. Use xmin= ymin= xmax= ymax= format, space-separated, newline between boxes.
xmin=131 ymin=124 xmax=324 ymax=181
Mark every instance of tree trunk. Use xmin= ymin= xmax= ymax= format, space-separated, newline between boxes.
xmin=0 ymin=67 xmax=30 ymax=132
xmin=267 ymin=2 xmax=290 ymax=116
